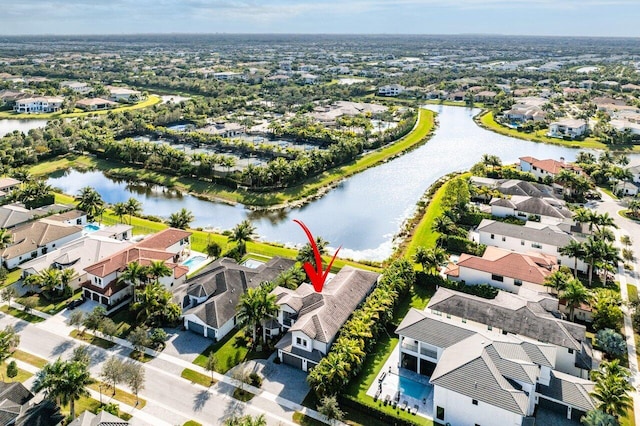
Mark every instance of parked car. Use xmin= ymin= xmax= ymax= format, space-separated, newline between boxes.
xmin=66 ymin=298 xmax=85 ymax=310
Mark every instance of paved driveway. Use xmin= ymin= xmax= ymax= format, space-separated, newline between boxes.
xmin=161 ymin=327 xmax=213 ymax=363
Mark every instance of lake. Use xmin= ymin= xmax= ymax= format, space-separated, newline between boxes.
xmin=0 ymin=119 xmax=48 ymax=138
xmin=48 ymin=106 xmax=598 ymax=261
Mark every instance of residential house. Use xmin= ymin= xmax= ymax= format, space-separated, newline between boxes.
xmin=199 ymin=122 xmax=245 ymax=138
xmin=76 ymin=98 xmax=117 ymax=111
xmin=490 ymin=195 xmax=573 ymax=225
xmin=519 ymin=156 xmax=583 ymax=184
xmin=611 ymin=119 xmax=640 ymax=136
xmin=474 ymin=90 xmax=497 ymax=103
xmin=548 ymin=119 xmax=588 ymax=139
xmin=470 ymin=177 xmax=559 ymax=200
xmin=267 ymin=75 xmax=291 ymax=84
xmin=378 ymin=84 xmax=405 ymax=97
xmin=426 ymin=287 xmax=594 ymax=378
xmin=13 ymin=97 xmax=63 ymax=114
xmin=212 ymin=71 xmax=243 ymax=81
xmin=1 ymin=219 xmax=83 ymax=269
xmin=447 ymin=91 xmax=466 ymax=102
xmin=69 ymin=410 xmax=129 ymax=426
xmin=475 ymin=219 xmax=588 ymax=274
xmin=0 ymin=90 xmax=28 ymax=107
xmin=46 ymin=209 xmax=87 ymax=227
xmin=396 ymin=309 xmax=595 ymax=425
xmin=0 ymin=203 xmax=75 ymax=230
xmin=444 ymin=246 xmax=558 ymax=294
xmin=180 ymin=257 xmax=295 ymax=342
xmin=60 ymin=81 xmax=92 ymax=95
xmin=20 ymin=231 xmax=133 ymax=290
xmin=82 ymin=228 xmax=190 ymax=311
xmin=301 ymin=73 xmax=319 ymax=84
xmin=0 ymin=381 xmax=64 ymax=426
xmin=503 ymin=104 xmax=546 ymax=122
xmin=622 ymin=83 xmax=640 ymax=92
xmin=92 ymin=224 xmax=133 ymax=241
xmin=613 ymin=180 xmax=639 ymax=197
xmin=0 ymin=178 xmax=20 ymax=201
xmin=106 ymin=86 xmax=141 ymax=102
xmin=269 ymin=266 xmax=379 ymax=372
xmin=627 ymin=165 xmax=640 ymax=185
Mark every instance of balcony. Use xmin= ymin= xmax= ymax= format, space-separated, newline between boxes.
xmin=401 ymin=340 xmax=419 ymax=353
xmin=420 ymin=347 xmax=437 ymax=359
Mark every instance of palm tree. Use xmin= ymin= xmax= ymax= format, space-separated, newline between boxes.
xmin=562 ymin=278 xmax=591 ymax=321
xmin=559 ymin=240 xmax=585 ymax=277
xmin=168 ymin=208 xmax=195 ymax=230
xmin=581 ymin=409 xmax=617 ymax=426
xmin=132 ymin=282 xmax=181 ymax=326
xmin=307 ymin=351 xmax=351 ymax=396
xmin=112 ymin=202 xmax=128 ymax=224
xmin=32 ymin=359 xmax=95 ymax=420
xmin=75 ymin=187 xmax=104 ymax=221
xmin=229 ymin=220 xmax=256 ymax=247
xmin=413 ymin=246 xmax=448 ymax=274
xmin=543 ymin=270 xmax=571 ymax=295
xmin=297 ymin=236 xmax=328 ymax=268
xmin=146 ymin=260 xmax=172 ymax=283
xmin=124 ymin=197 xmax=142 ymax=225
xmin=593 ymin=212 xmax=618 ymax=233
xmin=118 ymin=261 xmax=147 ymax=299
xmin=0 ymin=229 xmax=12 ymax=249
xmin=591 ymin=360 xmax=633 ymax=418
xmin=236 ymin=287 xmax=262 ymax=345
xmin=582 ymin=238 xmax=606 ymax=287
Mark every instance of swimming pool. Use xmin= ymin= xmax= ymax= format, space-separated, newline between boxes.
xmin=83 ymin=223 xmax=101 ymax=233
xmin=182 ymin=255 xmax=208 ymax=271
xmin=383 ymin=373 xmax=431 ymax=401
xmin=242 ymin=259 xmax=264 ymax=269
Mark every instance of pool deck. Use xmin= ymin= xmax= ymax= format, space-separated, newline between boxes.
xmin=366 ymin=342 xmax=434 ymax=419
xmin=182 ymin=251 xmax=212 ymax=275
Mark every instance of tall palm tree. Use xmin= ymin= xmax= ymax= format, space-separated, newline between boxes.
xmin=543 ymin=270 xmax=571 ymax=295
xmin=146 ymin=260 xmax=172 ymax=283
xmin=229 ymin=220 xmax=256 ymax=247
xmin=307 ymin=351 xmax=351 ymax=396
xmin=591 ymin=360 xmax=633 ymax=419
xmin=297 ymin=236 xmax=328 ymax=268
xmin=582 ymin=237 xmax=606 ymax=287
xmin=112 ymin=202 xmax=127 ymax=224
xmin=559 ymin=240 xmax=585 ymax=277
xmin=118 ymin=261 xmax=147 ymax=300
xmin=124 ymin=197 xmax=142 ymax=225
xmin=75 ymin=187 xmax=104 ymax=221
xmin=236 ymin=287 xmax=262 ymax=345
xmin=32 ymin=359 xmax=95 ymax=420
xmin=0 ymin=229 xmax=12 ymax=250
xmin=562 ymin=278 xmax=591 ymax=321
xmin=413 ymin=246 xmax=448 ymax=274
xmin=132 ymin=282 xmax=180 ymax=326
xmin=168 ymin=208 xmax=195 ymax=230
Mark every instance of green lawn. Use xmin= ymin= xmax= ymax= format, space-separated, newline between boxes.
xmin=30 ymin=154 xmax=99 ymax=177
xmin=478 ymin=111 xmax=617 ymax=151
xmin=69 ymin=330 xmax=115 ymax=350
xmin=193 ymin=329 xmax=270 ymax=374
xmin=620 ymin=402 xmax=636 ymax=426
xmin=0 ymin=305 xmax=45 ymax=323
xmin=60 ymin=396 xmax=102 ymax=419
xmin=88 ymin=382 xmax=147 ymax=409
xmin=0 ymin=95 xmax=161 ymax=120
xmin=181 ymin=368 xmax=216 ymax=387
xmin=292 ymin=412 xmax=325 ymax=426
xmin=183 ymin=421 xmax=203 ymax=426
xmin=12 ymin=349 xmax=47 ymax=369
xmin=1 ymin=362 xmax=32 ymax=383
xmin=2 ymin=269 xmax=22 ymax=287
xmin=16 ymin=289 xmax=82 ymax=315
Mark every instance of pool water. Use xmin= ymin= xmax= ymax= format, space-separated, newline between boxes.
xmin=242 ymin=259 xmax=264 ymax=269
xmin=182 ymin=255 xmax=208 ymax=271
xmin=84 ymin=223 xmax=101 ymax=233
xmin=383 ymin=373 xmax=431 ymax=401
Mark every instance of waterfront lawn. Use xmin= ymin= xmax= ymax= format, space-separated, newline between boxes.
xmin=478 ymin=111 xmax=613 ymax=150
xmin=31 ymin=154 xmax=98 ymax=177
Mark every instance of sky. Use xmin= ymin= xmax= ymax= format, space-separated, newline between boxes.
xmin=1 ymin=0 xmax=639 ymax=37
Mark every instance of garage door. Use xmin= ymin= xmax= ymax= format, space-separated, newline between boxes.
xmin=282 ymin=353 xmax=303 ymax=370
xmin=187 ymin=321 xmax=205 ymax=336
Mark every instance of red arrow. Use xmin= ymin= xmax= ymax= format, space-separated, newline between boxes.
xmin=294 ymin=219 xmax=341 ymax=293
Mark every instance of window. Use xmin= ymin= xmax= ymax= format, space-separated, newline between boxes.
xmin=501 ymin=236 xmax=506 ymax=242
xmin=514 ymin=279 xmax=523 ymax=286
xmin=532 ymin=243 xmax=542 ymax=249
xmin=487 ymin=325 xmax=493 ymax=331
xmin=568 ymin=348 xmax=574 ymax=354
xmin=491 ymin=274 xmax=504 ymax=282
xmin=472 ymin=399 xmax=478 ymax=406
xmin=462 ymin=318 xmax=467 ymax=323
xmin=436 ymin=407 xmax=445 ymax=421
xmin=446 ymin=314 xmax=451 ymax=319
xmin=502 ymin=330 xmax=508 ymax=335
xmin=490 ymin=234 xmax=495 ymax=240
xmin=521 ymin=240 xmax=525 ymax=246
xmin=296 ymin=337 xmax=308 ymax=348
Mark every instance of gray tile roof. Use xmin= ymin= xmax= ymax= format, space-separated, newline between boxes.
xmin=68 ymin=410 xmax=129 ymax=426
xmin=536 ymin=370 xmax=596 ymax=412
xmin=14 ymin=399 xmax=64 ymax=426
xmin=477 ymin=219 xmax=584 ymax=247
xmin=497 ymin=179 xmax=558 ymax=199
xmin=183 ymin=257 xmax=296 ymax=330
xmin=491 ymin=196 xmax=572 ymax=219
xmin=428 ymin=288 xmax=585 ymax=350
xmin=1 ymin=219 xmax=83 ymax=261
xmin=275 ymin=333 xmax=324 ymax=363
xmin=395 ymin=308 xmax=475 ymax=349
xmin=276 ymin=266 xmax=379 ymax=344
xmin=430 ymin=334 xmax=531 ymax=416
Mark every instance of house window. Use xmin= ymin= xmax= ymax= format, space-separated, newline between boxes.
xmin=491 ymin=274 xmax=503 ymax=282
xmin=296 ymin=337 xmax=308 ymax=348
xmin=521 ymin=240 xmax=525 ymax=246
xmin=472 ymin=399 xmax=478 ymax=406
xmin=490 ymin=234 xmax=495 ymax=240
xmin=568 ymin=348 xmax=574 ymax=354
xmin=488 ymin=325 xmax=493 ymax=331
xmin=514 ymin=279 xmax=522 ymax=286
xmin=462 ymin=318 xmax=466 ymax=323
xmin=436 ymin=407 xmax=445 ymax=421
xmin=501 ymin=236 xmax=506 ymax=242
xmin=446 ymin=314 xmax=451 ymax=319
xmin=502 ymin=330 xmax=508 ymax=335
xmin=532 ymin=243 xmax=542 ymax=249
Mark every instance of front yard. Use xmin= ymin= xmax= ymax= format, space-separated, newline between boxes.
xmin=193 ymin=328 xmax=271 ymax=374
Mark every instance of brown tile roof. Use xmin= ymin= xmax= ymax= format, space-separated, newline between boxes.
xmin=453 ymin=247 xmax=556 ymax=285
xmin=81 ymin=278 xmax=129 ymax=296
xmin=136 ymin=228 xmax=192 ymax=250
xmin=84 ymin=247 xmax=174 ymax=278
xmin=1 ymin=220 xmax=82 ymax=260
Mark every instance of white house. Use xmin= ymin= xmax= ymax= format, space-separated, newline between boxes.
xmin=378 ymin=84 xmax=405 ymax=97
xmin=444 ymin=246 xmax=557 ymax=294
xmin=490 ymin=195 xmax=573 ymax=225
xmin=519 ymin=156 xmax=583 ymax=182
xmin=75 ymin=98 xmax=117 ymax=111
xmin=427 ymin=288 xmax=594 ymax=379
xmin=270 ymin=266 xmax=379 ymax=372
xmin=548 ymin=119 xmax=588 ymax=139
xmin=475 ymin=219 xmax=588 ymax=274
xmin=613 ymin=180 xmax=639 ymax=197
xmin=212 ymin=71 xmax=243 ymax=81
xmin=13 ymin=97 xmax=63 ymax=114
xmin=396 ymin=308 xmax=595 ymax=425
xmin=1 ymin=219 xmax=83 ymax=269
xmin=19 ymin=232 xmax=133 ymax=291
xmin=60 ymin=81 xmax=92 ymax=95
xmin=106 ymin=86 xmax=141 ymax=102
xmin=0 ymin=178 xmax=20 ymax=201
xmin=180 ymin=257 xmax=295 ymax=342
xmin=502 ymin=104 xmax=546 ymax=122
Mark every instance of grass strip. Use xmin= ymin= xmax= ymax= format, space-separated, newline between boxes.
xmin=69 ymin=329 xmax=115 ymax=350
xmin=0 ymin=305 xmax=45 ymax=323
xmin=181 ymin=368 xmax=217 ymax=387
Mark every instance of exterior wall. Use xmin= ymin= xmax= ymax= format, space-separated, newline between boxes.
xmin=87 ymin=271 xmax=118 ymax=289
xmin=556 ymin=347 xmax=581 ymax=377
xmin=291 ymin=330 xmax=313 ymax=353
xmin=453 ymin=266 xmax=542 ymax=294
xmin=158 ymin=273 xmax=186 ymax=290
xmin=520 ymin=160 xmax=533 ymax=172
xmin=433 ymin=386 xmax=524 ymax=426
xmin=477 ymin=229 xmax=587 ymax=273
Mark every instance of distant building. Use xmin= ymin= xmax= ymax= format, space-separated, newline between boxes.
xmin=76 ymin=97 xmax=117 ymax=111
xmin=378 ymin=84 xmax=405 ymax=97
xmin=106 ymin=85 xmax=141 ymax=102
xmin=13 ymin=96 xmax=63 ymax=114
xmin=548 ymin=119 xmax=588 ymax=139
xmin=60 ymin=81 xmax=92 ymax=95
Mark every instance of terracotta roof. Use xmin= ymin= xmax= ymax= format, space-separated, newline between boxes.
xmin=453 ymin=247 xmax=556 ymax=285
xmin=84 ymin=247 xmax=174 ymax=278
xmin=136 ymin=228 xmax=191 ymax=251
xmin=82 ymin=279 xmax=129 ymax=297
